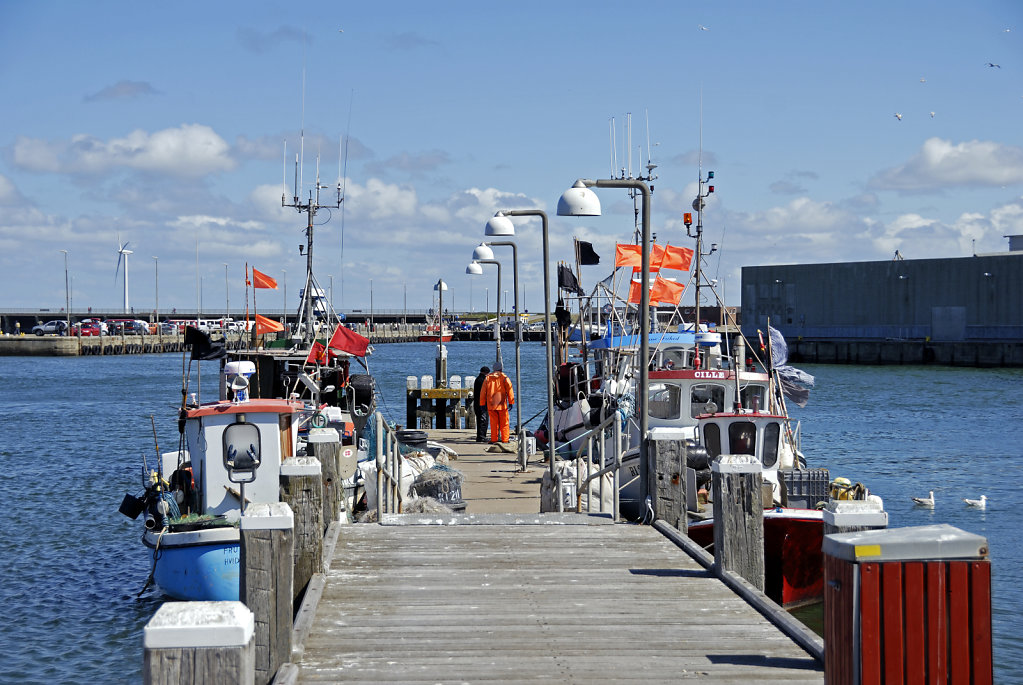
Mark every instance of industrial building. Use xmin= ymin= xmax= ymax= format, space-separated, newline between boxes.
xmin=741 ymin=236 xmax=1023 ymax=366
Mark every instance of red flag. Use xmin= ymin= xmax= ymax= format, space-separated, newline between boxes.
xmin=650 ymin=276 xmax=684 ymax=305
xmin=305 ymin=340 xmax=331 ymax=365
xmin=255 ymin=314 xmax=284 ymax=335
xmin=327 ymin=324 xmax=369 ymax=357
xmin=252 ymin=268 xmax=278 ymax=289
xmin=627 ymin=279 xmax=643 ymax=304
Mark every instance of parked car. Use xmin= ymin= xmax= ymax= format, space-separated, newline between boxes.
xmin=80 ymin=318 xmax=108 ymax=334
xmin=71 ymin=322 xmax=101 ymax=337
xmin=32 ymin=320 xmax=68 ymax=336
xmin=159 ymin=322 xmax=178 ymax=335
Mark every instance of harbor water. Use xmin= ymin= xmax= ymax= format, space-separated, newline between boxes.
xmin=0 ymin=343 xmax=1020 ymax=683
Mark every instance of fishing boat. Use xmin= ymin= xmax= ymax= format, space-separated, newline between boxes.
xmin=540 ymin=165 xmax=883 ymax=607
xmin=417 ymin=322 xmax=452 ymax=343
xmin=120 ymin=144 xmax=375 ymax=601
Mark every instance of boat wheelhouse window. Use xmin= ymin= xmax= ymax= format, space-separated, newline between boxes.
xmin=728 ymin=421 xmax=756 ymax=456
xmin=703 ymin=423 xmax=721 ymax=458
xmin=762 ymin=422 xmax=780 ymax=468
xmin=648 ymin=382 xmax=682 ymax=420
xmin=223 ymin=420 xmax=262 ymax=478
xmin=740 ymin=385 xmax=767 ymax=412
xmin=691 ymin=384 xmax=726 ymax=417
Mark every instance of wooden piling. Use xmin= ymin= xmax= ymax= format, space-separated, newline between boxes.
xmin=240 ymin=502 xmax=294 ymax=685
xmin=143 ymin=601 xmax=254 ymax=685
xmin=307 ymin=429 xmax=341 ymax=527
xmin=711 ymin=454 xmax=765 ymax=592
xmin=650 ymin=430 xmax=688 ymax=533
xmin=280 ymin=457 xmax=323 ymax=600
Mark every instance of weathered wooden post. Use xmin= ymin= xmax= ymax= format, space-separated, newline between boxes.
xmin=280 ymin=456 xmax=323 ymax=601
xmin=649 ymin=428 xmax=688 ymax=534
xmin=824 ymin=524 xmax=991 ymax=685
xmin=823 ymin=499 xmax=888 ymax=536
xmin=240 ymin=502 xmax=293 ymax=685
xmin=406 ymin=376 xmax=419 ymax=429
xmin=711 ymin=454 xmax=765 ymax=592
xmin=143 ymin=601 xmax=254 ymax=684
xmin=307 ymin=429 xmax=340 ymax=526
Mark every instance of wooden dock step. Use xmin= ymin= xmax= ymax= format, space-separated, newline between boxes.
xmin=295 ymin=517 xmax=823 ymax=682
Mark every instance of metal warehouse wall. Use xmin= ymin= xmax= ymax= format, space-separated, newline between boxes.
xmin=741 ymin=253 xmax=1023 ymax=342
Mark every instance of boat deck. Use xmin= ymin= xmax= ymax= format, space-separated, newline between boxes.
xmin=291 ymin=429 xmax=824 ymax=683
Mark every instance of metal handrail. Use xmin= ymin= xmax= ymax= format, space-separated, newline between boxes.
xmin=561 ymin=409 xmax=624 ymax=519
xmin=374 ymin=413 xmax=403 ymax=519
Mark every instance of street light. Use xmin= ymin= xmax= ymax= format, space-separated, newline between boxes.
xmin=475 ymin=228 xmax=525 ymax=470
xmin=153 ymin=256 xmax=159 ymax=336
xmin=558 ymin=178 xmax=654 ymax=516
xmin=466 ymin=258 xmax=502 ymax=360
xmin=59 ymin=249 xmax=69 ymax=334
xmin=486 ymin=209 xmax=555 ymax=475
xmin=223 ymin=263 xmax=229 ymax=327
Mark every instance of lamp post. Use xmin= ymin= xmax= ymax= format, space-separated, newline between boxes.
xmin=434 ymin=278 xmax=448 ymax=386
xmin=466 ymin=259 xmax=502 ymax=360
xmin=282 ymin=269 xmax=287 ymax=331
xmin=59 ymin=249 xmax=69 ymax=334
xmin=473 ymin=236 xmax=523 ymax=469
xmin=486 ymin=210 xmax=554 ymax=473
xmin=558 ymin=179 xmax=654 ymax=515
xmin=223 ymin=263 xmax=229 ymax=327
xmin=152 ymin=256 xmax=159 ymax=337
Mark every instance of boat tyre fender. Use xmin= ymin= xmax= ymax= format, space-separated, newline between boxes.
xmin=349 ymin=374 xmax=375 ymax=409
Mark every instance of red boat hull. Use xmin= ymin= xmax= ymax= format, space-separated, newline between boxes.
xmin=418 ymin=334 xmax=452 ymax=342
xmin=687 ymin=509 xmax=824 ymax=608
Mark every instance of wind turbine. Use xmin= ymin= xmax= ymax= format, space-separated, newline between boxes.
xmin=115 ymin=236 xmax=133 ymax=313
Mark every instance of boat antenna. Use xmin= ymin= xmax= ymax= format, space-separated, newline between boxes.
xmin=339 ymin=89 xmax=353 ymax=309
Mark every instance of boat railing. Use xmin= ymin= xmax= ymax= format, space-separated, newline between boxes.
xmin=558 ymin=410 xmax=623 ymax=520
xmin=374 ymin=413 xmax=404 ymax=519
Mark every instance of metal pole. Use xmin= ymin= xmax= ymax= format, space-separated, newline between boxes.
xmin=153 ymin=256 xmax=159 ymax=335
xmin=282 ymin=269 xmax=287 ymax=331
xmin=487 ymin=241 xmax=524 ymax=470
xmin=504 ymin=210 xmax=554 ymax=476
xmin=223 ymin=263 xmax=229 ymax=325
xmin=583 ymin=179 xmax=652 ymax=514
xmin=60 ymin=250 xmax=69 ymax=333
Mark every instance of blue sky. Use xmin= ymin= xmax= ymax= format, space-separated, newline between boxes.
xmin=1 ymin=1 xmax=1020 ymax=314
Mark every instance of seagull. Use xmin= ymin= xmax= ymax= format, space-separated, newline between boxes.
xmin=912 ymin=491 xmax=935 ymax=507
xmin=987 ymin=62 xmax=1001 ymax=68
xmin=894 ymin=112 xmax=903 ymax=121
xmin=963 ymin=495 xmax=987 ymax=509
xmin=930 ymin=111 xmax=936 ymax=118
xmin=698 ymin=24 xmax=710 ymax=31
xmin=920 ymin=77 xmax=926 ymax=83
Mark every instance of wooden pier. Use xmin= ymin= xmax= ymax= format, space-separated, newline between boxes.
xmin=283 ymin=430 xmax=823 ymax=683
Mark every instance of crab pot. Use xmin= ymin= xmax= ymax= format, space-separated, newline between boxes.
xmin=823 ymin=524 xmax=991 ymax=685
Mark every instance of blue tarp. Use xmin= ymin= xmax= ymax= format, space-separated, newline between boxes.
xmin=589 ymin=331 xmax=698 ymax=350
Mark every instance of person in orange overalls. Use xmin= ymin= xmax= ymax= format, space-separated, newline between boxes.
xmin=479 ymin=360 xmax=514 ymax=444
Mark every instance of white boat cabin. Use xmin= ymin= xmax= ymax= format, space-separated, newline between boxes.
xmin=183 ymin=399 xmax=302 ymax=519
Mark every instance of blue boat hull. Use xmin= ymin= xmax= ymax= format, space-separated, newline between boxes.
xmin=143 ymin=528 xmax=240 ymax=601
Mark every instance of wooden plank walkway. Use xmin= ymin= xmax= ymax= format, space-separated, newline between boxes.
xmin=294 ymin=515 xmax=823 ymax=682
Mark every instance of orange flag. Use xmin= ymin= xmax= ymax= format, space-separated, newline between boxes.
xmin=252 ymin=268 xmax=278 ymax=289
xmin=650 ymin=276 xmax=684 ymax=305
xmin=659 ymin=245 xmax=694 ymax=271
xmin=255 ymin=314 xmax=284 ymax=334
xmin=627 ymin=279 xmax=643 ymax=304
xmin=614 ymin=244 xmax=642 ymax=268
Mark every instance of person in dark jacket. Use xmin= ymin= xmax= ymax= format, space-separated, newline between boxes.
xmin=473 ymin=366 xmax=490 ymax=442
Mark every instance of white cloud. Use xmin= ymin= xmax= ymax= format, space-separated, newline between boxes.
xmin=13 ymin=124 xmax=235 ymax=178
xmin=870 ymin=138 xmax=1023 ymax=192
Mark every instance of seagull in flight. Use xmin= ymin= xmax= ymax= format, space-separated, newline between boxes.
xmin=920 ymin=77 xmax=926 ymax=83
xmin=894 ymin=112 xmax=903 ymax=121
xmin=987 ymin=62 xmax=1001 ymax=68
xmin=911 ymin=491 xmax=934 ymax=507
xmin=698 ymin=24 xmax=710 ymax=31
xmin=930 ymin=111 xmax=935 ymax=118
xmin=964 ymin=495 xmax=987 ymax=509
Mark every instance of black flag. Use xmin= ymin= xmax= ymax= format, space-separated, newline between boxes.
xmin=184 ymin=326 xmax=226 ymax=361
xmin=577 ymin=240 xmax=600 ymax=265
xmin=558 ymin=264 xmax=584 ymax=296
